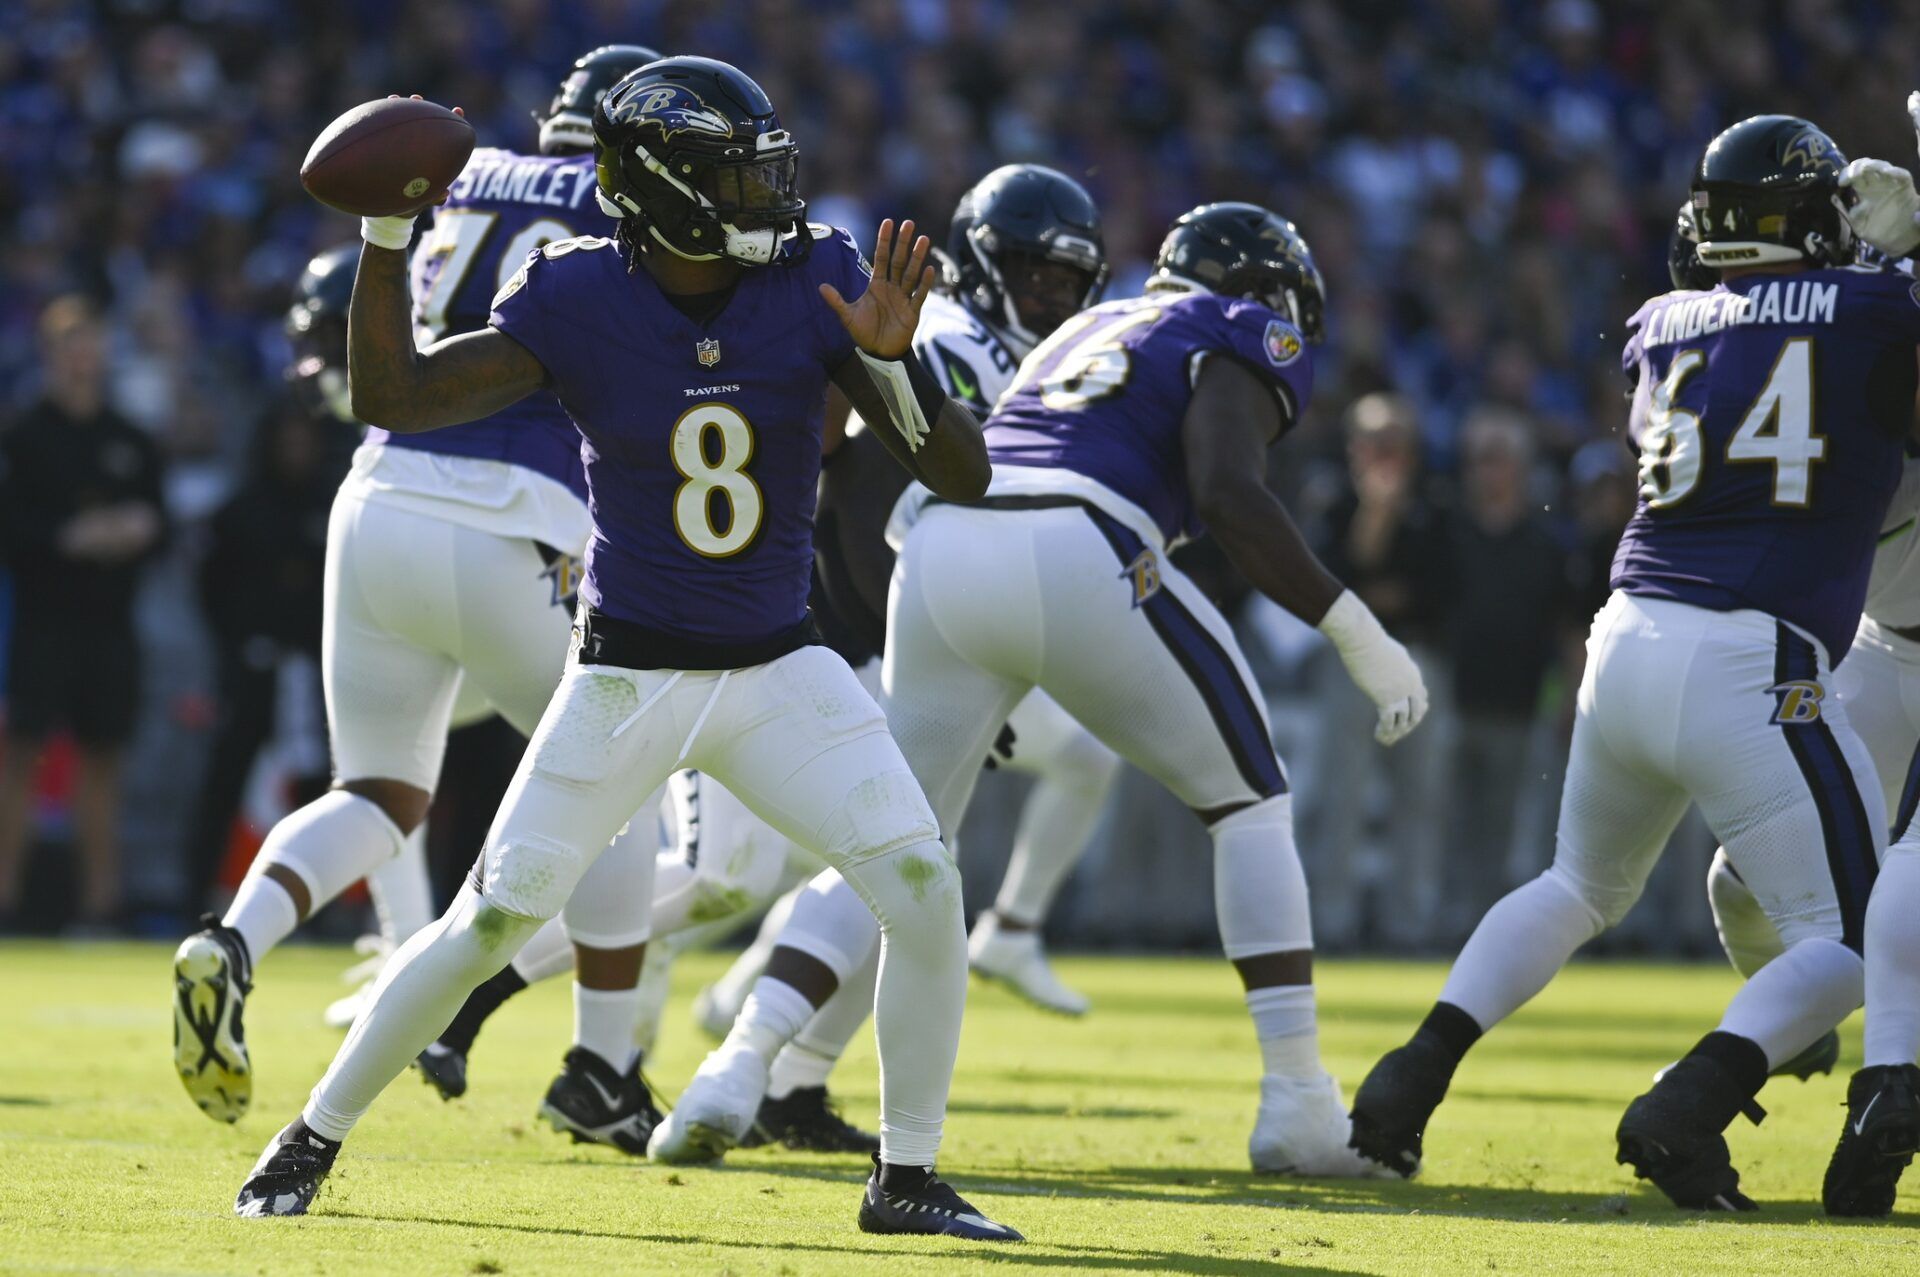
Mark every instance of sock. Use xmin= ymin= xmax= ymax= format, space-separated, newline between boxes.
xmin=631 ymin=942 xmax=677 ymax=1057
xmin=841 ymin=840 xmax=966 ymax=1169
xmin=224 ymin=876 xmax=298 ymax=969
xmin=1412 ymin=1002 xmax=1484 ymax=1068
xmin=304 ymin=887 xmax=541 ymax=1141
xmin=784 ymin=939 xmax=879 ymax=1088
xmin=727 ymin=975 xmax=816 ymax=1066
xmin=992 ymin=733 xmax=1116 ymax=924
xmin=509 ymin=917 xmax=574 ymax=984
xmin=877 ymin=1161 xmax=934 ymax=1191
xmin=574 ymin=983 xmax=642 ymax=1073
xmin=1437 ymin=871 xmax=1603 ymax=1029
xmin=705 ymin=883 xmax=804 ymax=1021
xmin=1866 ymin=847 xmax=1920 ymax=1067
xmin=767 ymin=1043 xmax=836 ymax=1099
xmin=1715 ymin=936 xmax=1861 ymax=1068
xmin=437 ymin=964 xmax=528 ymax=1054
xmin=1245 ymin=984 xmax=1321 ymax=1078
xmin=367 ymin=827 xmax=434 ymax=948
xmin=1687 ymin=1029 xmax=1769 ymax=1100
xmin=224 ymin=791 xmax=405 ymax=963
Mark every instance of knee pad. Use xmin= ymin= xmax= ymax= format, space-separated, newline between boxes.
xmin=1210 ymin=796 xmax=1313 ymax=958
xmin=561 ymin=826 xmax=654 ymax=949
xmin=816 ymin=768 xmax=940 ymax=867
xmin=1544 ymin=852 xmax=1640 ymax=931
xmin=775 ymin=870 xmax=882 ymax=978
xmin=478 ymin=831 xmax=589 ymax=923
xmin=841 ymin=842 xmax=963 ymax=942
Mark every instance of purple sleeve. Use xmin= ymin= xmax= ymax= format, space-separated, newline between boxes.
xmin=487 ymin=245 xmax=563 ymax=377
xmin=1216 ymin=297 xmax=1314 ymax=421
xmin=814 ymin=226 xmax=873 ymax=368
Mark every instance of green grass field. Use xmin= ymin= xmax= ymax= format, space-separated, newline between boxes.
xmin=4 ymin=943 xmax=1918 ymax=1276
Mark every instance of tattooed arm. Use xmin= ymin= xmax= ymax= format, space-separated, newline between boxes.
xmin=347 ymin=241 xmax=547 ymax=432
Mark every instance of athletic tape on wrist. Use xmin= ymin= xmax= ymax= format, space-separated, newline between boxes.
xmin=855 ymin=348 xmax=944 ymax=452
xmin=361 ymin=215 xmax=415 ymax=252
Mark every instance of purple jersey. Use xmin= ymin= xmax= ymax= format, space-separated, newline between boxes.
xmin=1615 ymin=265 xmax=1920 ymax=658
xmin=489 ymin=226 xmax=872 ymax=646
xmin=377 ymin=147 xmax=607 ymax=500
xmin=983 ymin=290 xmax=1312 ymax=540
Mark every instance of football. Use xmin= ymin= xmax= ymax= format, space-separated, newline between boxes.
xmin=300 ymin=97 xmax=474 ymax=217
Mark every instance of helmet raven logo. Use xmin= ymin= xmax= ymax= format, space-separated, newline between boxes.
xmin=1780 ymin=128 xmax=1841 ymax=176
xmin=606 ymin=84 xmax=733 ymax=143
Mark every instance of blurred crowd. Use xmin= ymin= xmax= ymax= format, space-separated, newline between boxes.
xmin=3 ymin=0 xmax=1920 ymax=948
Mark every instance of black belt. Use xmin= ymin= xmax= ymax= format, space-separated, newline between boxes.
xmin=927 ymin=494 xmax=1095 ymax=513
xmin=576 ymin=607 xmax=820 ymax=671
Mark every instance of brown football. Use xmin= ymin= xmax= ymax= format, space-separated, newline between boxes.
xmin=301 ymin=97 xmax=475 ymax=218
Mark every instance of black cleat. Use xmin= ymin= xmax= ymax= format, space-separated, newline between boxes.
xmin=234 ymin=1118 xmax=340 ymax=1217
xmin=857 ymin=1156 xmax=1022 ymax=1241
xmin=538 ymin=1047 xmax=663 ymax=1156
xmin=1824 ymin=1064 xmax=1920 ymax=1218
xmin=1348 ymin=1038 xmax=1453 ymax=1177
xmin=1616 ymin=1056 xmax=1757 ymax=1211
xmin=172 ymin=915 xmax=253 ymax=1123
xmin=740 ymin=1085 xmax=881 ymax=1153
xmin=414 ymin=1041 xmax=468 ymax=1100
xmin=1774 ymin=1029 xmax=1842 ymax=1083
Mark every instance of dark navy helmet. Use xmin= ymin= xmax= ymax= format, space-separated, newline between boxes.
xmin=1668 ymin=200 xmax=1718 ymax=291
xmin=1149 ymin=202 xmax=1326 ymax=342
xmin=284 ymin=245 xmax=358 ymax=422
xmin=538 ymin=44 xmax=662 ymax=156
xmin=1691 ymin=115 xmax=1853 ymax=269
xmin=947 ymin=164 xmax=1106 ymax=351
xmin=592 ymin=56 xmax=805 ymax=266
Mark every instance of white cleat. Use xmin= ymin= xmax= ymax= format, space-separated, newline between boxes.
xmin=1250 ymin=1073 xmax=1395 ymax=1178
xmin=691 ymin=982 xmax=741 ymax=1042
xmin=647 ymin=1043 xmax=767 ymax=1165
xmin=322 ymin=934 xmax=393 ymax=1030
xmin=968 ymin=917 xmax=1089 ymax=1016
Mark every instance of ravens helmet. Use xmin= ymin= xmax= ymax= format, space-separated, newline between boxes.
xmin=1691 ymin=115 xmax=1853 ymax=269
xmin=947 ymin=164 xmax=1106 ymax=351
xmin=285 ymin=245 xmax=357 ymax=422
xmin=538 ymin=44 xmax=662 ymax=157
xmin=1148 ymin=203 xmax=1325 ymax=342
xmin=592 ymin=56 xmax=805 ymax=267
xmin=1668 ymin=201 xmax=1718 ymax=292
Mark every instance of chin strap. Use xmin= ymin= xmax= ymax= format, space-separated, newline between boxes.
xmin=855 ymin=347 xmax=945 ymax=453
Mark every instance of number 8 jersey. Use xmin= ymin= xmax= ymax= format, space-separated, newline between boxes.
xmin=983 ymin=289 xmax=1312 ymax=544
xmin=1616 ymin=263 xmax=1920 ymax=659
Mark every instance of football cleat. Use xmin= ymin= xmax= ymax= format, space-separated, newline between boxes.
xmin=322 ymin=934 xmax=393 ymax=1030
xmin=1348 ymin=1038 xmax=1453 ymax=1177
xmin=234 ymin=1118 xmax=340 ymax=1217
xmin=691 ymin=982 xmax=739 ymax=1042
xmin=1775 ymin=1029 xmax=1842 ymax=1083
xmin=1616 ymin=1056 xmax=1757 ymax=1211
xmin=858 ymin=1155 xmax=1023 ymax=1241
xmin=968 ymin=917 xmax=1089 ymax=1017
xmin=646 ymin=1042 xmax=767 ymax=1164
xmin=539 ymin=1047 xmax=664 ymax=1156
xmin=1251 ymin=1073 xmax=1394 ymax=1178
xmin=413 ymin=1041 xmax=468 ymax=1101
xmin=1824 ymin=1064 xmax=1920 ymax=1218
xmin=741 ymin=1085 xmax=880 ymax=1154
xmin=172 ymin=916 xmax=253 ymax=1123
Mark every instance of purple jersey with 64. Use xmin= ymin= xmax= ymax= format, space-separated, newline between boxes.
xmin=983 ymin=290 xmax=1312 ymax=542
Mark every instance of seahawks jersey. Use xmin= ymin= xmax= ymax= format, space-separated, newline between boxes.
xmin=1616 ymin=265 xmax=1920 ymax=659
xmin=1864 ymin=458 xmax=1920 ymax=631
xmin=378 ymin=147 xmax=606 ymax=498
xmin=817 ymin=292 xmax=1022 ymax=661
xmin=489 ymin=226 xmax=872 ymax=648
xmin=982 ymin=289 xmax=1312 ymax=543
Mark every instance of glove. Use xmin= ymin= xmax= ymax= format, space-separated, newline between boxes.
xmin=1317 ymin=590 xmax=1429 ymax=746
xmin=361 ymin=214 xmax=415 ymax=252
xmin=1840 ymin=158 xmax=1920 ymax=259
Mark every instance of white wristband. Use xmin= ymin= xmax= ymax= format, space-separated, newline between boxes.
xmin=361 ymin=215 xmax=415 ymax=252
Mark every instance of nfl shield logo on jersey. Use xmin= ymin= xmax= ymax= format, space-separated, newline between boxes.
xmin=697 ymin=337 xmax=722 ymax=368
xmin=1264 ymin=320 xmax=1302 ymax=366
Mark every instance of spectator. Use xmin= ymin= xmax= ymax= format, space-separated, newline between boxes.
xmin=1437 ymin=406 xmax=1577 ymax=941
xmin=0 ymin=296 xmax=168 ymax=932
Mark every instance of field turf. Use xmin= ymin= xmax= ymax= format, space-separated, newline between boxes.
xmin=3 ymin=942 xmax=1918 ymax=1274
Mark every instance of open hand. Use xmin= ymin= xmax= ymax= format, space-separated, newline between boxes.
xmin=820 ymin=219 xmax=936 ymax=358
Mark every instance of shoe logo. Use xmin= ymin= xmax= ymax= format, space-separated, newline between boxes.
xmin=583 ymin=1071 xmax=624 ymax=1111
xmin=1857 ymin=1092 xmax=1882 ymax=1137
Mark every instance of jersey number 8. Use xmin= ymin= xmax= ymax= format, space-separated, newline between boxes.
xmin=1639 ymin=337 xmax=1826 ymax=510
xmin=671 ymin=403 xmax=763 ymax=557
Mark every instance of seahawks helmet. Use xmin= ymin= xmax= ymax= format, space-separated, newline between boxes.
xmin=285 ymin=245 xmax=357 ymax=422
xmin=538 ymin=44 xmax=663 ymax=156
xmin=1691 ymin=115 xmax=1853 ymax=269
xmin=592 ymin=56 xmax=805 ymax=267
xmin=1668 ymin=201 xmax=1718 ymax=292
xmin=947 ymin=165 xmax=1106 ymax=352
xmin=1148 ymin=203 xmax=1325 ymax=341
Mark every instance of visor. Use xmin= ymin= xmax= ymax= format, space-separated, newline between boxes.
xmin=702 ymin=154 xmax=804 ymax=229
